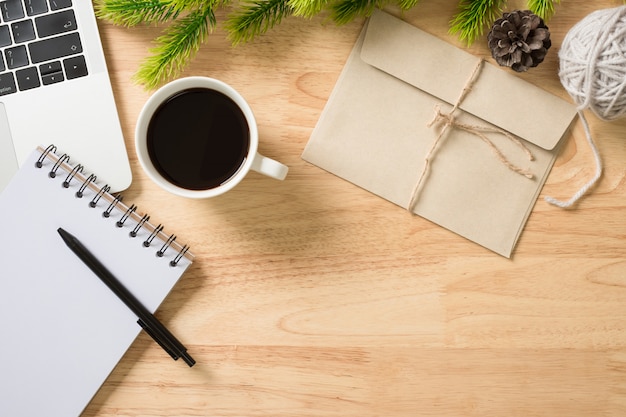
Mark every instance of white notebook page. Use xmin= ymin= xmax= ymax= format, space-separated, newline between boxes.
xmin=0 ymin=147 xmax=193 ymax=417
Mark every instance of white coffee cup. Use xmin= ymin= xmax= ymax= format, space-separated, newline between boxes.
xmin=135 ymin=77 xmax=288 ymax=199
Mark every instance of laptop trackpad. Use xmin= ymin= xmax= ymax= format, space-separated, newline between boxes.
xmin=0 ymin=103 xmax=19 ymax=193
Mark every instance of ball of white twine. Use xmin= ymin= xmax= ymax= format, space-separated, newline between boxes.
xmin=545 ymin=5 xmax=626 ymax=208
xmin=559 ymin=6 xmax=626 ymax=120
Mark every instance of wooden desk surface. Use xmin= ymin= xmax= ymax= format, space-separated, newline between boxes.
xmin=87 ymin=1 xmax=626 ymax=416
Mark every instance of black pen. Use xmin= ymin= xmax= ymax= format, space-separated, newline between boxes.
xmin=57 ymin=227 xmax=195 ymax=367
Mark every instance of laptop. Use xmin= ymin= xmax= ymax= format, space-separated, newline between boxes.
xmin=0 ymin=0 xmax=131 ymax=193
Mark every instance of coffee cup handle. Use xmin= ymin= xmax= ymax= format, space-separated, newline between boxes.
xmin=250 ymin=153 xmax=288 ymax=180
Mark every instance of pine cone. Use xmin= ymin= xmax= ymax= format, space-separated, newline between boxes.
xmin=487 ymin=10 xmax=551 ymax=72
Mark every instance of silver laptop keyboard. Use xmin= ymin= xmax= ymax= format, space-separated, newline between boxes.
xmin=0 ymin=0 xmax=87 ymax=96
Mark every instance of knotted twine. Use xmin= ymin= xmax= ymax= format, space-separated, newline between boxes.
xmin=545 ymin=5 xmax=626 ymax=208
xmin=408 ymin=59 xmax=535 ymax=213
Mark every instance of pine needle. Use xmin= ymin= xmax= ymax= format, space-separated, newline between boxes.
xmin=396 ymin=0 xmax=421 ymax=11
xmin=527 ymin=0 xmax=560 ymax=20
xmin=133 ymin=6 xmax=216 ymax=89
xmin=331 ymin=0 xmax=388 ymax=25
xmin=449 ymin=0 xmax=506 ymax=45
xmin=225 ymin=0 xmax=292 ymax=45
xmin=94 ymin=0 xmax=182 ymax=26
xmin=170 ymin=0 xmax=218 ymax=8
xmin=288 ymin=0 xmax=328 ymax=18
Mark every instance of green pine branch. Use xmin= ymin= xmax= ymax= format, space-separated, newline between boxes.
xmin=289 ymin=0 xmax=327 ymax=17
xmin=97 ymin=0 xmax=589 ymax=88
xmin=225 ymin=0 xmax=292 ymax=45
xmin=133 ymin=5 xmax=217 ymax=89
xmin=527 ymin=0 xmax=560 ymax=20
xmin=449 ymin=0 xmax=507 ymax=45
xmin=396 ymin=0 xmax=421 ymax=11
xmin=94 ymin=0 xmax=182 ymax=26
xmin=331 ymin=0 xmax=388 ymax=25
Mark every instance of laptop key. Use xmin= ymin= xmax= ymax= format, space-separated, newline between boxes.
xmin=39 ymin=60 xmax=62 ymax=74
xmin=41 ymin=60 xmax=64 ymax=85
xmin=63 ymin=54 xmax=86 ymax=79
xmin=11 ymin=19 xmax=35 ymax=43
xmin=0 ymin=72 xmax=17 ymax=95
xmin=0 ymin=0 xmax=24 ymax=22
xmin=35 ymin=9 xmax=76 ymax=38
xmin=41 ymin=70 xmax=63 ymax=85
xmin=0 ymin=25 xmax=11 ymax=47
xmin=0 ymin=0 xmax=25 ymax=22
xmin=16 ymin=66 xmax=39 ymax=90
xmin=25 ymin=0 xmax=48 ymax=16
xmin=28 ymin=31 xmax=82 ymax=63
xmin=49 ymin=0 xmax=71 ymax=11
xmin=5 ymin=45 xmax=28 ymax=69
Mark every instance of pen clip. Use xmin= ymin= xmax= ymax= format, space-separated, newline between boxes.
xmin=137 ymin=318 xmax=180 ymax=361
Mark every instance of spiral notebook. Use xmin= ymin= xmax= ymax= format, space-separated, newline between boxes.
xmin=0 ymin=146 xmax=194 ymax=417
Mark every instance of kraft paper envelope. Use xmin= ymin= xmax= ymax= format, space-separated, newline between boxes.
xmin=302 ymin=10 xmax=577 ymax=257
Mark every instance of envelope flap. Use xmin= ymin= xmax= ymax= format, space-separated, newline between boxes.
xmin=360 ymin=10 xmax=577 ymax=150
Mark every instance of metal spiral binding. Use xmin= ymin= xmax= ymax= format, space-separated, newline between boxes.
xmin=76 ymin=174 xmax=97 ymax=198
xmin=117 ymin=204 xmax=137 ymax=227
xmin=103 ymin=194 xmax=123 ymax=218
xmin=170 ymin=245 xmax=190 ymax=267
xmin=63 ymin=164 xmax=83 ymax=188
xmin=157 ymin=234 xmax=176 ymax=257
xmin=49 ymin=153 xmax=69 ymax=178
xmin=38 ymin=145 xmax=193 ymax=266
xmin=89 ymin=184 xmax=111 ymax=208
xmin=130 ymin=214 xmax=150 ymax=237
xmin=36 ymin=144 xmax=56 ymax=168
xmin=143 ymin=224 xmax=164 ymax=248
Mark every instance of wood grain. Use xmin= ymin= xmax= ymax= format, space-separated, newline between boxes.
xmin=85 ymin=1 xmax=626 ymax=416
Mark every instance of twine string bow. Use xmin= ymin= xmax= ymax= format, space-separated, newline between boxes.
xmin=407 ymin=59 xmax=536 ymax=213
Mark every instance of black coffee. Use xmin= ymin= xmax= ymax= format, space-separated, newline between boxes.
xmin=147 ymin=88 xmax=250 ymax=190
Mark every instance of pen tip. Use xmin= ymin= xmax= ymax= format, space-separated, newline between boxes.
xmin=57 ymin=227 xmax=72 ymax=245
